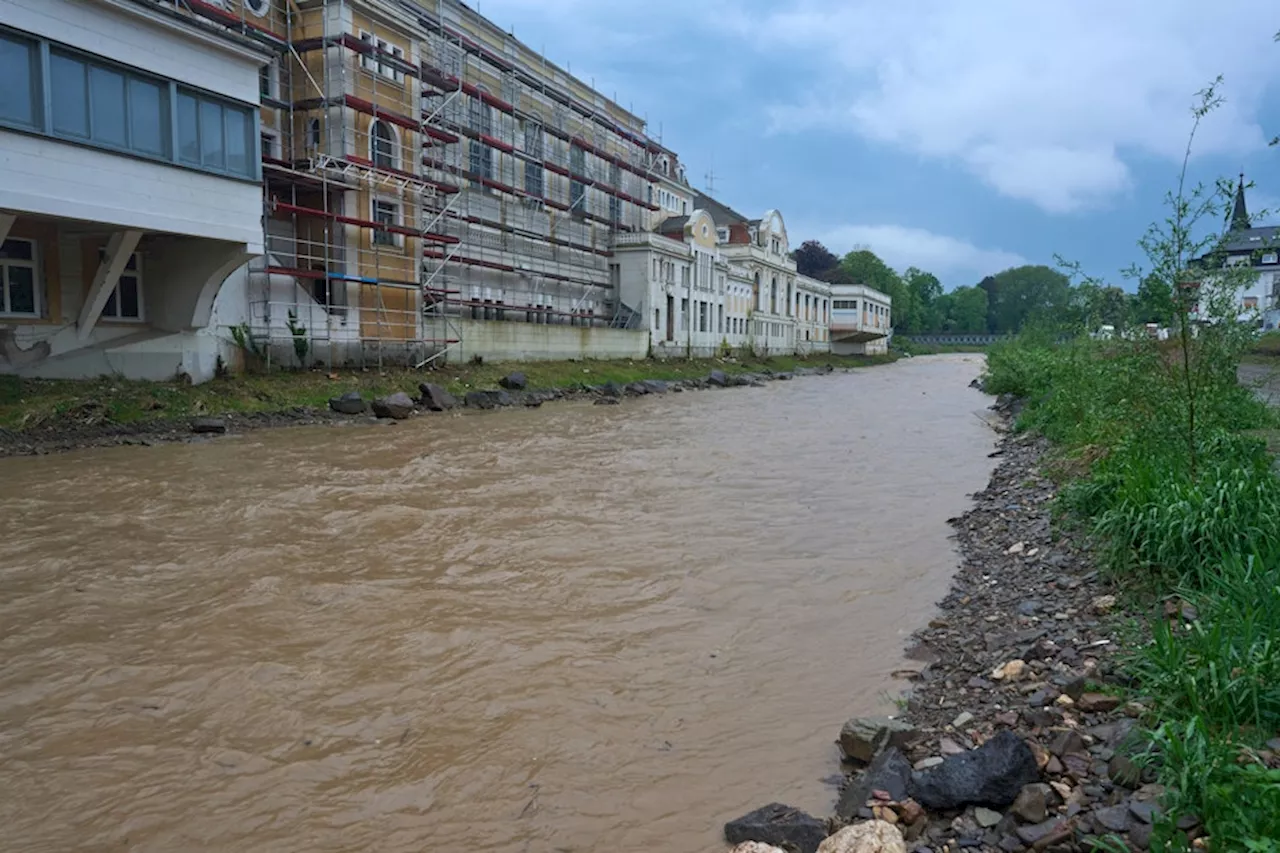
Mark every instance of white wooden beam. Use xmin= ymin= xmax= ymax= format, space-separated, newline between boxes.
xmin=77 ymin=229 xmax=142 ymax=342
xmin=0 ymin=213 xmax=15 ymax=246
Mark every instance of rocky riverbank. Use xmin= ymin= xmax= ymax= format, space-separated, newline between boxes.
xmin=0 ymin=365 xmax=832 ymax=458
xmin=723 ymin=401 xmax=1187 ymax=853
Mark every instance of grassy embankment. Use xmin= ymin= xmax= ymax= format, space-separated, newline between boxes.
xmin=0 ymin=352 xmax=894 ymax=433
xmin=984 ymin=333 xmax=1280 ymax=849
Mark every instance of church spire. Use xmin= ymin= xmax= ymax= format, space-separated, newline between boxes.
xmin=1230 ymin=172 xmax=1251 ymax=232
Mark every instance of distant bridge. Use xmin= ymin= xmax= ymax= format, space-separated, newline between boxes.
xmin=898 ymin=334 xmax=1009 ymax=346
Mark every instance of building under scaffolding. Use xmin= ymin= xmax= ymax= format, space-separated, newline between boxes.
xmin=165 ymin=0 xmax=665 ymax=369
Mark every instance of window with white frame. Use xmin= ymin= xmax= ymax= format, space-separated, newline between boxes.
xmin=0 ymin=239 xmax=39 ymax=317
xmin=358 ymin=31 xmax=405 ymax=83
xmin=1263 ymin=252 xmax=1278 ymax=265
xmin=370 ymin=119 xmax=396 ymax=169
xmin=96 ymin=247 xmax=143 ymax=321
xmin=260 ymin=129 xmax=280 ymax=161
xmin=372 ymin=198 xmax=401 ymax=247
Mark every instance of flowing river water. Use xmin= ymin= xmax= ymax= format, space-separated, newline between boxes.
xmin=0 ymin=354 xmax=996 ymax=853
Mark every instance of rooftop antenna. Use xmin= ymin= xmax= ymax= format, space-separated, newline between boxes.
xmin=705 ymin=167 xmax=717 ymax=196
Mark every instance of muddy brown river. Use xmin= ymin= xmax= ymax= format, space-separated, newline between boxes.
xmin=0 ymin=355 xmax=995 ymax=853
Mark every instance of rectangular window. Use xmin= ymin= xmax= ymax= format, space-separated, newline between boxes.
xmin=199 ymin=99 xmax=224 ymax=168
xmin=0 ymin=32 xmax=37 ymax=128
xmin=608 ymin=194 xmax=620 ymax=224
xmin=8 ymin=33 xmax=254 ymax=179
xmin=225 ymin=107 xmax=248 ymax=175
xmin=177 ymin=92 xmax=199 ymax=163
xmin=259 ymin=64 xmax=273 ymax=99
xmin=97 ymin=248 xmax=143 ymax=321
xmin=372 ymin=199 xmax=400 ymax=247
xmin=469 ymin=140 xmax=492 ymax=181
xmin=359 ymin=33 xmax=404 ymax=83
xmin=51 ymin=52 xmax=89 ymax=137
xmin=523 ymin=121 xmax=544 ymax=198
xmin=89 ymin=65 xmax=127 ymax=147
xmin=128 ymin=78 xmax=166 ymax=156
xmin=570 ymin=180 xmax=586 ymax=212
xmin=0 ymin=238 xmax=40 ymax=317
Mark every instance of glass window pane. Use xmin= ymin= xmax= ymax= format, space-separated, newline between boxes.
xmin=0 ymin=240 xmax=34 ymax=261
xmin=103 ymin=286 xmax=118 ymax=319
xmin=7 ymin=267 xmax=36 ymax=315
xmin=0 ymin=34 xmax=35 ymax=127
xmin=200 ymin=99 xmax=224 ymax=168
xmin=224 ymin=107 xmax=248 ymax=175
xmin=51 ymin=52 xmax=89 ymax=137
xmin=128 ymin=78 xmax=166 ymax=156
xmin=119 ymin=276 xmax=140 ymax=318
xmin=177 ymin=92 xmax=199 ymax=163
xmin=89 ymin=65 xmax=127 ymax=147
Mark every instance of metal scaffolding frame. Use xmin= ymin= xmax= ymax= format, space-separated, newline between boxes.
xmin=161 ymin=0 xmax=670 ymax=367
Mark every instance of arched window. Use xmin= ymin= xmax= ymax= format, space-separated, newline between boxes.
xmin=770 ymin=277 xmax=777 ymax=314
xmin=370 ymin=120 xmax=396 ymax=169
xmin=753 ymin=271 xmax=761 ymax=311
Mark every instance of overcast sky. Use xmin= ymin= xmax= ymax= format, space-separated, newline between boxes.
xmin=473 ymin=0 xmax=1280 ymax=288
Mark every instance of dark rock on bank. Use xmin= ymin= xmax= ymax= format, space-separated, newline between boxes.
xmin=328 ymin=392 xmax=367 ymax=415
xmin=724 ymin=803 xmax=828 ymax=853
xmin=464 ymin=390 xmax=513 ymax=409
xmin=417 ymin=382 xmax=457 ymax=411
xmin=498 ymin=371 xmax=527 ymax=390
xmin=909 ymin=731 xmax=1040 ymax=810
xmin=371 ymin=392 xmax=415 ymax=420
xmin=707 ymin=369 xmax=729 ymax=387
xmin=835 ymin=747 xmax=913 ymax=820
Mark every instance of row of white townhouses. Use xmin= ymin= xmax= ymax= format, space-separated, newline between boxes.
xmin=0 ymin=0 xmax=891 ymax=383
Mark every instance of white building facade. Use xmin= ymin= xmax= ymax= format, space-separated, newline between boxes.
xmin=0 ymin=0 xmax=270 ymax=381
xmin=829 ymin=283 xmax=893 ymax=355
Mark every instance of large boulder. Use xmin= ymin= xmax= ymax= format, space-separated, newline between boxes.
xmin=328 ymin=392 xmax=367 ymax=415
xmin=818 ymin=821 xmax=906 ymax=853
xmin=371 ymin=392 xmax=414 ymax=420
xmin=464 ymin=390 xmax=513 ymax=409
xmin=598 ymin=381 xmax=624 ymax=398
xmin=498 ymin=371 xmax=527 ymax=390
xmin=708 ymin=369 xmax=729 ymax=387
xmin=417 ymin=382 xmax=457 ymax=412
xmin=839 ymin=716 xmax=920 ymax=765
xmin=908 ymin=730 xmax=1040 ymax=810
xmin=835 ymin=747 xmax=913 ymax=820
xmin=724 ymin=803 xmax=827 ymax=853
xmin=640 ymin=379 xmax=669 ymax=394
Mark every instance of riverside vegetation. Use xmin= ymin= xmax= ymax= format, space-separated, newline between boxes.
xmin=978 ymin=84 xmax=1280 ymax=850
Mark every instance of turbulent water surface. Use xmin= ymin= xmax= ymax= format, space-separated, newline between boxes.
xmin=0 ymin=355 xmax=996 ymax=852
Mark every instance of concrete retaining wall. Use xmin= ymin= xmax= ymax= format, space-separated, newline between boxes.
xmin=453 ymin=319 xmax=649 ymax=363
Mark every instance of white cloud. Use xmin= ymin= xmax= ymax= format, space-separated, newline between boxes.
xmin=807 ymin=224 xmax=1026 ymax=284
xmin=729 ymin=0 xmax=1280 ymax=213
